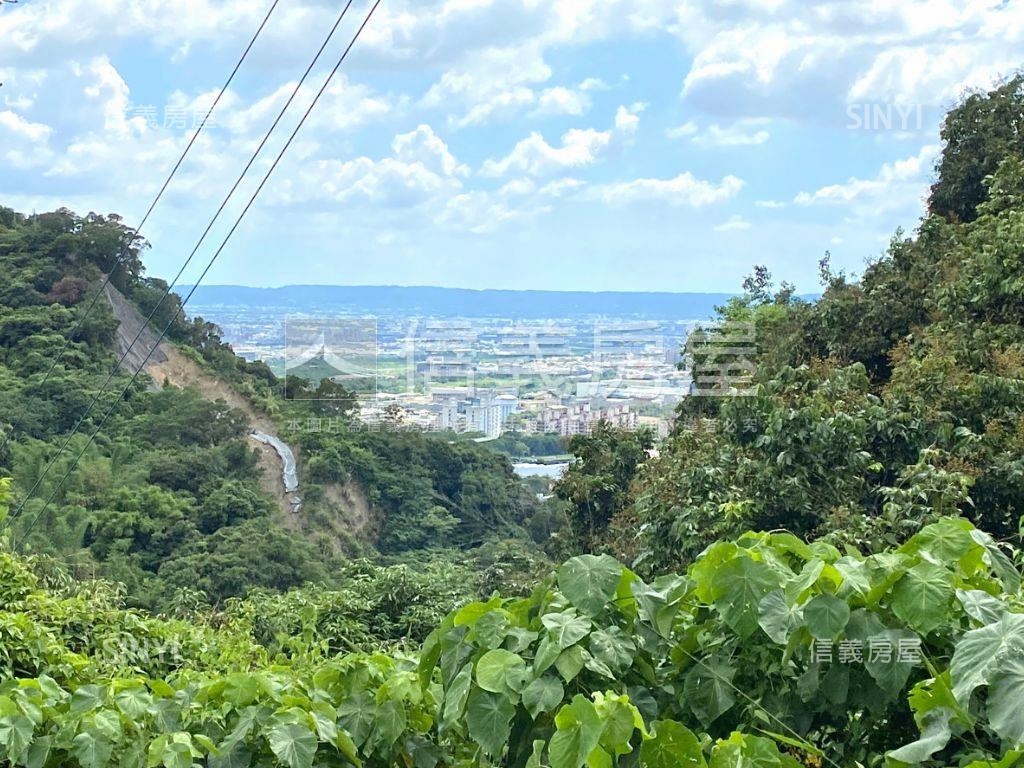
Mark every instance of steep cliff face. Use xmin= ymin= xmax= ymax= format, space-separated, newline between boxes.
xmin=103 ymin=283 xmax=168 ymax=382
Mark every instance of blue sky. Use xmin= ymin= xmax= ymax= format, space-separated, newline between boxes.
xmin=1 ymin=0 xmax=1021 ymax=292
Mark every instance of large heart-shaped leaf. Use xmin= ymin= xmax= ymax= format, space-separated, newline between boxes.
xmin=557 ymin=556 xmax=624 ymax=616
xmin=466 ymin=688 xmax=515 ymax=757
xmin=267 ymin=722 xmax=317 ymax=768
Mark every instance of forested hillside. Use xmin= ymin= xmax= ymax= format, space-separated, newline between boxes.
xmin=2 ymin=76 xmax=1024 ymax=767
xmin=0 ymin=208 xmax=557 ymax=613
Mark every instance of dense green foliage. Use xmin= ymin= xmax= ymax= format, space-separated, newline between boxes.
xmin=615 ymin=79 xmax=1024 ymax=574
xmin=3 ymin=466 xmax=1024 ymax=766
xmin=4 ymin=76 xmax=1024 ymax=767
xmin=555 ymin=424 xmax=653 ymax=553
xmin=296 ymin=427 xmax=534 ymax=553
xmin=0 ymin=209 xmax=322 ymax=609
xmin=0 ymin=206 xmax=545 ymax=611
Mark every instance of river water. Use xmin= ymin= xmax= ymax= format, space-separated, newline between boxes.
xmin=512 ymin=462 xmax=569 ymax=479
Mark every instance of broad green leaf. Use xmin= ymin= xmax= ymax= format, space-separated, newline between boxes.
xmin=906 ymin=673 xmax=961 ymax=725
xmin=891 ymin=562 xmax=953 ymax=635
xmin=834 ymin=556 xmax=870 ymax=599
xmin=558 ymin=555 xmax=625 ymax=616
xmin=0 ymin=715 xmax=33 ymax=762
xmin=437 ymin=625 xmax=474 ymax=688
xmin=549 ymin=695 xmax=603 ymax=768
xmin=526 ymin=740 xmax=546 ymax=768
xmin=338 ymin=691 xmax=376 ymax=746
xmin=783 ymin=560 xmax=824 ymax=603
xmin=371 ymin=700 xmax=406 ymax=749
xmin=632 ymin=576 xmax=689 ymax=639
xmin=454 ymin=598 xmax=503 ymax=627
xmin=640 ymin=720 xmax=706 ymax=768
xmin=970 ymin=529 xmax=1021 ymax=594
xmin=864 ymin=553 xmax=910 ymax=606
xmin=758 ymin=590 xmax=803 ymax=645
xmin=208 ymin=742 xmax=252 ymax=768
xmin=886 ymin=708 xmax=953 ymax=764
xmin=92 ymin=709 xmax=122 ymax=742
xmin=222 ymin=674 xmax=261 ymax=707
xmin=589 ymin=626 xmax=636 ymax=673
xmin=114 ymin=686 xmax=153 ymax=719
xmin=951 ymin=613 xmax=1024 ymax=706
xmin=335 ymin=729 xmax=360 ymax=767
xmin=535 ymin=635 xmax=562 ymax=674
xmin=988 ymin=658 xmax=1024 ymax=747
xmin=267 ymin=722 xmax=317 ymax=768
xmin=583 ymin=652 xmax=616 ymax=680
xmin=23 ymin=735 xmax=51 ymax=768
xmin=907 ymin=518 xmax=975 ymax=563
xmin=684 ymin=657 xmax=736 ymax=725
xmin=310 ymin=702 xmax=339 ymax=745
xmin=588 ymin=746 xmax=613 ymax=768
xmin=466 ymin=688 xmax=514 ymax=757
xmin=72 ymin=732 xmax=113 ymax=768
xmin=543 ymin=611 xmax=593 ymax=649
xmin=476 ymin=649 xmax=527 ymax=694
xmin=593 ymin=692 xmax=644 ymax=756
xmin=962 ymin=752 xmax=1024 ymax=768
xmin=692 ymin=542 xmax=739 ymax=603
xmin=709 ymin=732 xmax=792 ymax=768
xmin=522 ymin=676 xmax=565 ymax=719
xmin=712 ymin=557 xmax=779 ymax=639
xmin=70 ymin=685 xmax=105 ymax=714
xmin=803 ymin=594 xmax=850 ymax=641
xmin=442 ymin=662 xmax=473 ymax=727
xmin=473 ymin=610 xmax=512 ymax=649
xmin=957 ymin=589 xmax=1008 ymax=625
xmin=556 ymin=645 xmax=587 ymax=683
xmin=863 ymin=628 xmax=920 ymax=698
xmin=162 ymin=740 xmax=194 ymax=768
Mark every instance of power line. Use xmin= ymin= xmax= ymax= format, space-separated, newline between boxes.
xmin=2 ymin=0 xmax=356 ymax=531
xmin=10 ymin=0 xmax=384 ymax=549
xmin=0 ymin=0 xmax=281 ymax=460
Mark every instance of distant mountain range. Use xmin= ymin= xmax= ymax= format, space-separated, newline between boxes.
xmin=183 ymin=285 xmax=739 ymax=320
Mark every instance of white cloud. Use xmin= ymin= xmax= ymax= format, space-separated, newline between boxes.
xmin=0 ymin=108 xmax=54 ymax=170
xmin=532 ymin=86 xmax=590 ymax=117
xmin=392 ymin=124 xmax=469 ymax=178
xmin=668 ymin=118 xmax=771 ymax=147
xmin=676 ymin=1 xmax=1024 ymax=123
xmin=1 ymin=0 xmax=1020 ymax=290
xmin=538 ymin=178 xmax=585 ymax=197
xmin=613 ymin=103 xmax=645 ymax=136
xmin=795 ymin=144 xmax=939 ymax=207
xmin=439 ymin=190 xmax=525 ymax=233
xmin=693 ymin=120 xmax=771 ymax=147
xmin=481 ymin=128 xmax=611 ymax=177
xmin=595 ymin=172 xmax=744 ymax=207
xmin=481 ymin=104 xmax=642 ymax=177
xmin=665 ymin=121 xmax=698 ymax=139
xmin=421 ymin=42 xmax=552 ymax=127
xmin=498 ymin=178 xmax=537 ymax=197
xmin=6 ymin=0 xmax=1023 ymax=133
xmin=714 ymin=215 xmax=751 ymax=232
xmin=222 ymin=75 xmax=394 ymax=137
xmin=268 ymin=125 xmax=466 ymax=208
xmin=0 ymin=110 xmax=52 ymax=142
